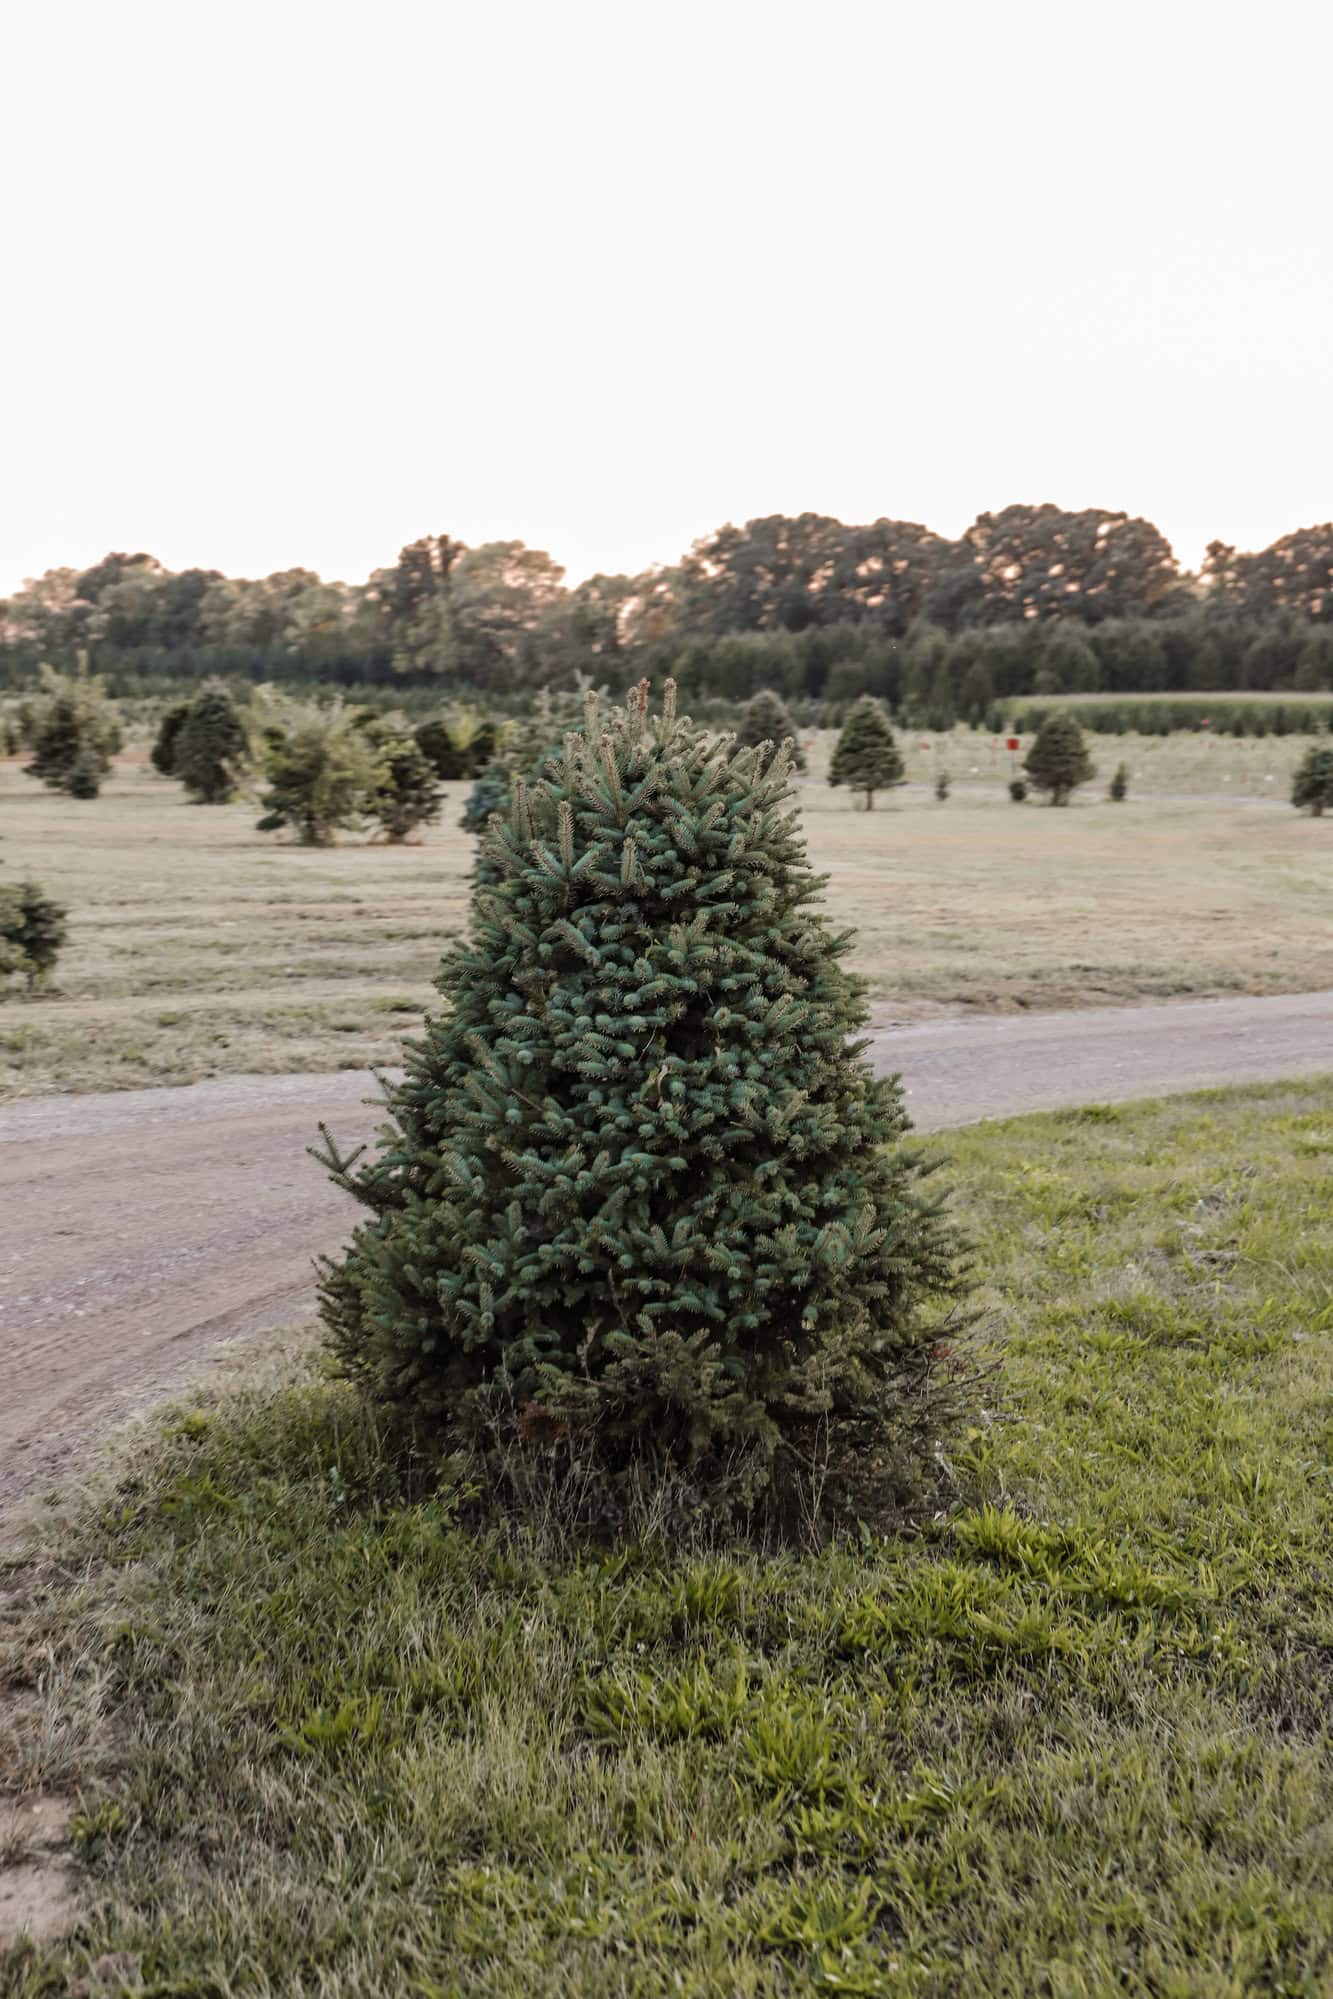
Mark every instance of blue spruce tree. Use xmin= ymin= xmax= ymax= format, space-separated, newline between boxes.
xmin=317 ymin=682 xmax=964 ymax=1519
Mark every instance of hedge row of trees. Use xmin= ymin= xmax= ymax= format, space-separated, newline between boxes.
xmin=4 ymin=508 xmax=1333 ymax=706
xmin=1003 ymin=697 xmax=1333 ymax=737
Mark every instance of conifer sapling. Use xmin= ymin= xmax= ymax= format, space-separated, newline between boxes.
xmin=828 ymin=698 xmax=905 ymax=810
xmin=1023 ymin=711 xmax=1096 ymax=805
xmin=175 ymin=683 xmax=250 ymax=803
xmin=317 ymin=682 xmax=966 ymax=1519
xmin=1292 ymin=742 xmax=1333 ymax=816
xmin=733 ymin=688 xmax=807 ymax=771
xmin=151 ymin=702 xmax=191 ymax=776
xmin=364 ymin=720 xmax=443 ymax=841
xmin=0 ymin=881 xmax=68 ymax=993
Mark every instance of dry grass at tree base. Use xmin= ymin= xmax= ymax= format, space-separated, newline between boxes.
xmin=0 ymin=732 xmax=1329 ymax=1099
xmin=4 ymin=1078 xmax=1333 ymax=1992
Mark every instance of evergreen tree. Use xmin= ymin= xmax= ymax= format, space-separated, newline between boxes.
xmin=175 ymin=682 xmax=250 ymax=803
xmin=22 ymin=665 xmax=121 ymax=795
xmin=1291 ymin=742 xmax=1333 ymax=816
xmin=66 ymin=743 xmax=102 ymax=798
xmin=364 ymin=719 xmax=443 ymax=842
xmin=934 ymin=771 xmax=951 ymax=801
xmin=414 ymin=717 xmax=469 ymax=781
xmin=317 ymin=682 xmax=965 ymax=1519
xmin=0 ymin=880 xmax=68 ymax=993
xmin=732 ymin=688 xmax=806 ymax=770
xmin=1109 ymin=761 xmax=1129 ymax=801
xmin=460 ymin=696 xmax=587 ymax=839
xmin=828 ymin=698 xmax=904 ymax=809
xmin=1023 ymin=712 xmax=1096 ymax=805
xmin=465 ymin=720 xmax=500 ymax=777
xmin=151 ymin=701 xmax=191 ymax=775
xmin=256 ymin=698 xmax=386 ymax=844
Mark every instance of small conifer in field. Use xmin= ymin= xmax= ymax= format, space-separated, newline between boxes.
xmin=465 ymin=720 xmax=500 ymax=777
xmin=934 ymin=772 xmax=951 ymax=801
xmin=364 ymin=720 xmax=442 ymax=842
xmin=1292 ymin=742 xmax=1333 ymax=816
xmin=733 ymin=689 xmax=806 ymax=770
xmin=414 ymin=718 xmax=469 ymax=782
xmin=151 ymin=702 xmax=191 ymax=776
xmin=0 ymin=881 xmax=67 ymax=993
xmin=828 ymin=698 xmax=904 ymax=810
xmin=175 ymin=683 xmax=250 ymax=803
xmin=1109 ymin=762 xmax=1129 ymax=801
xmin=256 ymin=698 xmax=386 ymax=844
xmin=23 ymin=665 xmax=121 ymax=796
xmin=1023 ymin=711 xmax=1095 ymax=805
xmin=317 ymin=682 xmax=966 ymax=1523
xmin=66 ymin=743 xmax=102 ymax=798
xmin=1008 ymin=778 xmax=1028 ymax=802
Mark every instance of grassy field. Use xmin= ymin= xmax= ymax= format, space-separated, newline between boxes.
xmin=1 ymin=733 xmax=1329 ymax=1099
xmin=4 ymin=1078 xmax=1333 ymax=1992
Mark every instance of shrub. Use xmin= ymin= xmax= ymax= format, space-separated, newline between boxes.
xmin=67 ymin=742 xmax=103 ymax=798
xmin=934 ymin=772 xmax=951 ymax=801
xmin=732 ymin=688 xmax=807 ymax=771
xmin=22 ymin=664 xmax=122 ymax=796
xmin=1023 ymin=712 xmax=1095 ymax=806
xmin=175 ymin=682 xmax=250 ymax=803
xmin=151 ymin=701 xmax=191 ymax=775
xmin=363 ymin=719 xmax=442 ymax=842
xmin=256 ymin=698 xmax=386 ymax=845
xmin=460 ymin=695 xmax=589 ymax=841
xmin=1109 ymin=762 xmax=1129 ymax=802
xmin=317 ymin=682 xmax=966 ymax=1523
xmin=1008 ymin=778 xmax=1028 ymax=803
xmin=465 ymin=720 xmax=500 ymax=776
xmin=0 ymin=880 xmax=68 ymax=993
xmin=828 ymin=698 xmax=905 ymax=810
xmin=414 ymin=718 xmax=469 ymax=781
xmin=1292 ymin=743 xmax=1333 ymax=817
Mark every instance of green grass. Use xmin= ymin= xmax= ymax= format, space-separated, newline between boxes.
xmin=5 ymin=1079 xmax=1333 ymax=1995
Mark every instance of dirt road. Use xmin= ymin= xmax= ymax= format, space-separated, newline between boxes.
xmin=3 ymin=989 xmax=1331 ymax=1503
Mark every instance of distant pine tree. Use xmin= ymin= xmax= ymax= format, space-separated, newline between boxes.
xmin=733 ymin=688 xmax=806 ymax=770
xmin=364 ymin=720 xmax=442 ymax=842
xmin=0 ymin=880 xmax=68 ymax=993
xmin=175 ymin=682 xmax=250 ymax=803
xmin=464 ymin=721 xmax=500 ymax=776
xmin=317 ymin=682 xmax=966 ymax=1522
xmin=151 ymin=702 xmax=191 ymax=776
xmin=1292 ymin=743 xmax=1333 ymax=816
xmin=1109 ymin=761 xmax=1129 ymax=801
xmin=414 ymin=718 xmax=469 ymax=781
xmin=828 ymin=698 xmax=904 ymax=809
xmin=22 ymin=665 xmax=121 ymax=796
xmin=257 ymin=698 xmax=386 ymax=844
xmin=1023 ymin=712 xmax=1096 ymax=805
xmin=66 ymin=743 xmax=103 ymax=798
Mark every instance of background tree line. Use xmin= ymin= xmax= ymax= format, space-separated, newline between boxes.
xmin=3 ymin=505 xmax=1332 ymax=714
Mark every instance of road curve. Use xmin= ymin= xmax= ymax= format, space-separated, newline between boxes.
xmin=3 ymin=989 xmax=1331 ymax=1504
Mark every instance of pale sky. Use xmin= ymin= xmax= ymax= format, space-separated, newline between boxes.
xmin=3 ymin=0 xmax=1329 ymax=594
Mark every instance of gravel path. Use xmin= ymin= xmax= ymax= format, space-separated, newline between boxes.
xmin=3 ymin=989 xmax=1331 ymax=1504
